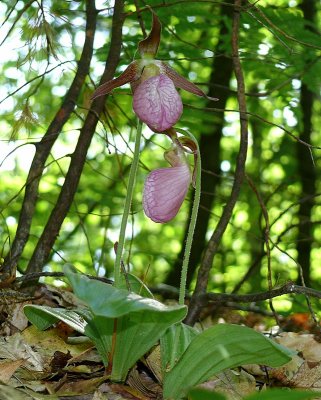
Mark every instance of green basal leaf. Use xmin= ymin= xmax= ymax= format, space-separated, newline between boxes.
xmin=111 ymin=310 xmax=188 ymax=382
xmin=160 ymin=323 xmax=198 ymax=372
xmin=82 ymin=309 xmax=191 ymax=381
xmin=23 ymin=305 xmax=59 ymax=331
xmin=60 ymin=265 xmax=187 ymax=381
xmin=163 ymin=324 xmax=293 ymax=399
xmin=24 ymin=304 xmax=88 ymax=334
xmin=64 ymin=265 xmax=186 ymax=319
xmin=84 ymin=315 xmax=114 ymax=366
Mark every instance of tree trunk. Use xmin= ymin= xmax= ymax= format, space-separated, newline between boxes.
xmin=296 ymin=0 xmax=316 ymax=287
xmin=25 ymin=1 xmax=125 ymax=274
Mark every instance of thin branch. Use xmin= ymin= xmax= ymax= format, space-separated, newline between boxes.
xmin=192 ymin=54 xmax=321 ymax=98
xmin=232 ymin=253 xmax=265 ymax=294
xmin=244 ymin=56 xmax=321 ymax=98
xmin=1 ymin=0 xmax=19 ymax=28
xmin=271 ymin=240 xmax=320 ymax=331
xmin=202 ymin=282 xmax=321 ymax=304
xmin=125 ymin=1 xmax=235 ymax=16
xmin=15 ymin=271 xmax=112 ymax=285
xmin=185 ymin=0 xmax=249 ymax=325
xmin=185 ymin=104 xmax=321 ymax=150
xmin=0 ymin=0 xmax=36 ymax=47
xmin=0 ymin=61 xmax=73 ymax=105
xmin=270 ymin=193 xmax=321 ymax=231
xmin=153 ymin=282 xmax=321 ymax=308
xmin=133 ymin=0 xmax=147 ymax=37
xmin=246 ymin=1 xmax=321 ymax=51
xmin=246 ymin=175 xmax=280 ymax=325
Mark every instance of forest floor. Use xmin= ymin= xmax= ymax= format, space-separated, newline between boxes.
xmin=0 ymin=282 xmax=321 ymax=400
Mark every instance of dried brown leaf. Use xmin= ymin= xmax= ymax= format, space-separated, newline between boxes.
xmin=46 ymin=376 xmax=107 ymax=396
xmin=276 ymin=332 xmax=321 ymax=362
xmin=0 ymin=359 xmax=25 ymax=384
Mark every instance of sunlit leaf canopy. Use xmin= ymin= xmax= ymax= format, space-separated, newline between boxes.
xmin=0 ymin=0 xmax=320 ymax=313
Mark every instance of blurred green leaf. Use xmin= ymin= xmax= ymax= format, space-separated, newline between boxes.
xmin=188 ymin=388 xmax=321 ymax=400
xmin=245 ymin=389 xmax=321 ymax=400
xmin=188 ymin=388 xmax=227 ymax=400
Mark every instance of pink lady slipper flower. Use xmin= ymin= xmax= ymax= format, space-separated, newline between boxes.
xmin=143 ymin=131 xmax=198 ymax=223
xmin=92 ymin=11 xmax=217 ymax=132
xmin=143 ymin=146 xmax=191 ymax=223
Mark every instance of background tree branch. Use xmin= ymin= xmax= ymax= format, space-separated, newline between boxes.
xmin=186 ymin=0 xmax=249 ymax=325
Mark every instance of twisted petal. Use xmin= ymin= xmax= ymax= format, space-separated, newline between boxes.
xmin=91 ymin=62 xmax=139 ymax=100
xmin=143 ymin=163 xmax=191 ymax=223
xmin=163 ymin=63 xmax=218 ymax=101
xmin=133 ymin=74 xmax=183 ymax=132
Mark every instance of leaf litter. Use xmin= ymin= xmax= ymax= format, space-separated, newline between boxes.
xmin=0 ymin=284 xmax=321 ymax=399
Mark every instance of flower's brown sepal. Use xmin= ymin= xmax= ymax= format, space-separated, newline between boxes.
xmin=91 ymin=62 xmax=139 ymax=100
xmin=163 ymin=63 xmax=218 ymax=101
xmin=138 ymin=10 xmax=161 ymax=59
xmin=164 ymin=127 xmax=178 ymax=141
xmin=177 ymin=136 xmax=198 ymax=154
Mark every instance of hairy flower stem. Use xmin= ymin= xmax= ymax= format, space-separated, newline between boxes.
xmin=114 ymin=120 xmax=143 ymax=288
xmin=169 ymin=130 xmax=201 ymax=370
xmin=177 ymin=130 xmax=201 ymax=305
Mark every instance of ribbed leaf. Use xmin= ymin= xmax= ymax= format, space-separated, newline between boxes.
xmin=24 ymin=305 xmax=88 ymax=334
xmin=111 ymin=311 xmax=188 ymax=381
xmin=160 ymin=323 xmax=198 ymax=372
xmin=163 ymin=324 xmax=293 ymax=399
xmin=64 ymin=265 xmax=187 ymax=319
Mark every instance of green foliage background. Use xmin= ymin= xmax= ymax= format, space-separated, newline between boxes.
xmin=0 ymin=0 xmax=320 ymax=314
